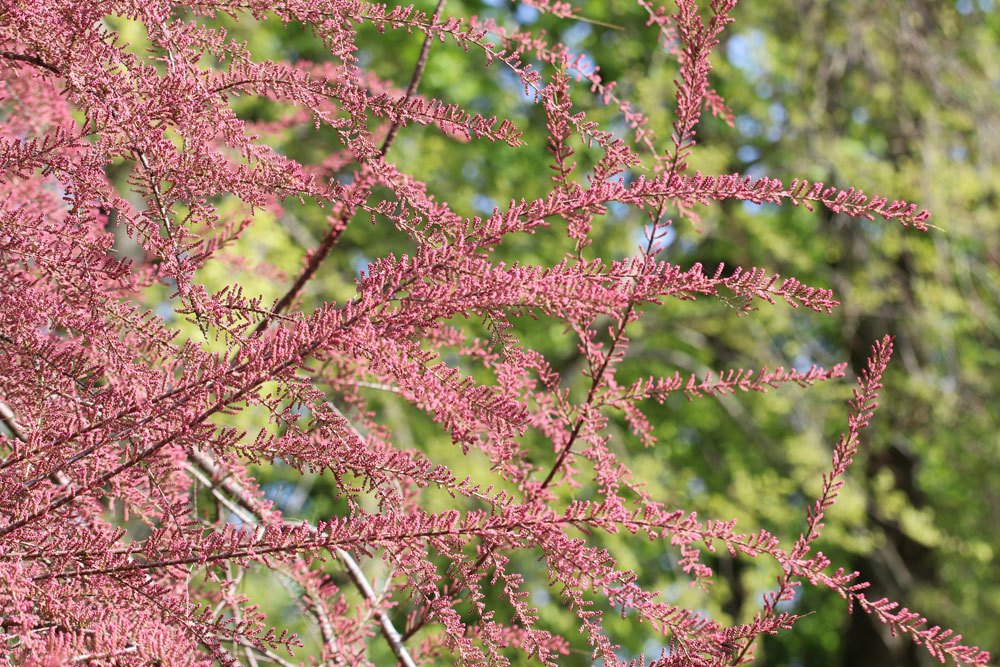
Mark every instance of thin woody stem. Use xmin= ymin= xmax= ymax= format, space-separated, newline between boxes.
xmin=188 ymin=449 xmax=417 ymax=667
xmin=0 ymin=49 xmax=61 ymax=74
xmin=253 ymin=0 xmax=448 ymax=338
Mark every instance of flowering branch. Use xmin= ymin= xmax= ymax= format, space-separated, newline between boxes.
xmin=0 ymin=0 xmax=987 ymax=665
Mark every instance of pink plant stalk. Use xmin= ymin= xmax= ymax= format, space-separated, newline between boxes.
xmin=0 ymin=0 xmax=989 ymax=665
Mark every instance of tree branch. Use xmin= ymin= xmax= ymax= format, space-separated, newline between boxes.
xmin=188 ymin=448 xmax=417 ymax=667
xmin=253 ymin=0 xmax=448 ymax=338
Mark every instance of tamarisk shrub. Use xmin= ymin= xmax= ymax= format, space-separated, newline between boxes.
xmin=0 ymin=0 xmax=990 ymax=664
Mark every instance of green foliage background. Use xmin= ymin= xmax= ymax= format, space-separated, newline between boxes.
xmin=118 ymin=0 xmax=1000 ymax=663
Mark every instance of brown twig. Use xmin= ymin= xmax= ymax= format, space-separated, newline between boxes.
xmin=252 ymin=0 xmax=448 ymax=338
